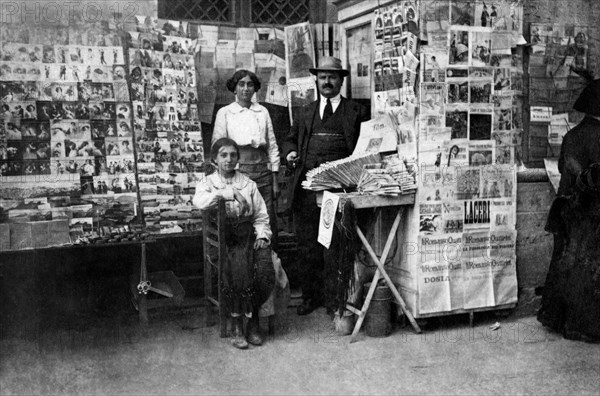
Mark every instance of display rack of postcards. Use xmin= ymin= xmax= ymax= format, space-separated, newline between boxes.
xmin=126 ymin=16 xmax=204 ymax=235
xmin=0 ymin=15 xmax=141 ymax=251
xmin=71 ymin=223 xmax=153 ymax=245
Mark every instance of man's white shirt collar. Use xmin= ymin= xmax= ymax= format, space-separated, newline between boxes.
xmin=320 ymin=94 xmax=341 ymax=104
xmin=319 ymin=94 xmax=341 ymax=117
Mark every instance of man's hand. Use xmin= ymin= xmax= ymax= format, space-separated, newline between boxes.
xmin=589 ymin=163 xmax=600 ymax=187
xmin=254 ymin=238 xmax=269 ymax=250
xmin=286 ymin=151 xmax=299 ymax=169
xmin=272 ymin=173 xmax=280 ymax=199
xmin=233 ymin=189 xmax=250 ymax=215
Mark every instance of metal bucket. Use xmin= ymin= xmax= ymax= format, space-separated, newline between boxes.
xmin=363 ymin=282 xmax=392 ymax=337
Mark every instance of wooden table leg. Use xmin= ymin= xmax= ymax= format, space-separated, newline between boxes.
xmin=350 ymin=208 xmax=415 ymax=342
xmin=138 ymin=242 xmax=149 ymax=326
xmin=357 ymin=226 xmax=422 ymax=334
xmin=350 ymin=269 xmax=380 ymax=342
xmin=139 ymin=293 xmax=149 ymax=326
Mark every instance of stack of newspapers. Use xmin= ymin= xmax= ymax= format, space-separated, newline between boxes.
xmin=301 ymin=153 xmax=381 ymax=191
xmin=383 ymin=154 xmax=417 ymax=193
xmin=357 ymin=164 xmax=402 ymax=195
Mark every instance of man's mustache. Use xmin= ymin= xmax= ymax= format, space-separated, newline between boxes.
xmin=321 ymin=83 xmax=333 ymax=89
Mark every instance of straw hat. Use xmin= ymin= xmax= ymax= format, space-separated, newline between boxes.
xmin=309 ymin=56 xmax=349 ymax=77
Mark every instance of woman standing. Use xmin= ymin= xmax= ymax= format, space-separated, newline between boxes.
xmin=193 ymin=138 xmax=275 ymax=349
xmin=538 ymin=76 xmax=600 ymax=342
xmin=212 ymin=70 xmax=280 ymax=248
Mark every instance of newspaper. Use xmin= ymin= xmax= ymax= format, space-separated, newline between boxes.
xmin=235 ymin=40 xmax=255 ymax=70
xmin=215 ymin=40 xmax=235 ymax=69
xmin=548 ymin=112 xmax=570 ymax=146
xmin=469 ymin=141 xmax=495 ymax=166
xmin=530 ymin=106 xmax=552 ymax=123
xmin=444 ymin=139 xmax=469 ymax=167
xmin=420 ymin=82 xmax=445 ymax=116
xmin=301 ymin=154 xmax=381 ymax=191
xmin=421 ymin=0 xmax=450 ymax=44
xmin=417 ymin=233 xmax=463 ymax=313
xmin=422 ymin=49 xmax=448 ymax=83
xmin=353 ymin=115 xmax=399 ymax=155
xmin=285 ymin=22 xmax=317 ymax=121
xmin=348 ymin=24 xmax=372 ymax=99
xmin=357 ymin=167 xmax=402 ymax=195
xmin=470 ymin=30 xmax=492 ymax=67
xmin=544 ymin=158 xmax=561 ymax=194
xmin=318 ymin=191 xmax=339 ymax=249
xmin=490 ymin=199 xmax=516 ymax=230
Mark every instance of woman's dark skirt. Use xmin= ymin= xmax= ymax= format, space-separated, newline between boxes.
xmin=538 ymin=196 xmax=600 ymax=341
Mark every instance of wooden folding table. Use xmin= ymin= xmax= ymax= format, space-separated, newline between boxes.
xmin=320 ymin=192 xmax=422 ymax=342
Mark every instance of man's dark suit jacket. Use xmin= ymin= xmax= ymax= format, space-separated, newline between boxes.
xmin=282 ymin=97 xmax=370 ymax=206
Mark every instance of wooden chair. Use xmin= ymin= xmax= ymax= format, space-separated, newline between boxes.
xmin=202 ymin=199 xmax=228 ymax=337
xmin=202 ymin=199 xmax=281 ymax=338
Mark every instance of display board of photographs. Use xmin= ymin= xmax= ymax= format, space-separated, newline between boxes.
xmin=127 ymin=16 xmax=204 ymax=235
xmin=0 ymin=17 xmax=139 ymax=250
xmin=372 ymin=0 xmax=421 ymax=116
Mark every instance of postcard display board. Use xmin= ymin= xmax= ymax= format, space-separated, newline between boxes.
xmin=375 ymin=0 xmax=525 ymax=317
xmin=127 ymin=17 xmax=205 ymax=235
xmin=0 ymin=15 xmax=213 ymax=250
xmin=129 ymin=20 xmax=289 ymax=236
xmin=0 ymin=18 xmax=138 ymax=250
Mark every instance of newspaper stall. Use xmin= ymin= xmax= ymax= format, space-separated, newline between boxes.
xmin=396 ymin=0 xmax=524 ymax=319
xmin=313 ymin=0 xmax=524 ymax=323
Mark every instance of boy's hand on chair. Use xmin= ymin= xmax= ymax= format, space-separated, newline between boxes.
xmin=233 ymin=189 xmax=250 ymax=215
xmin=254 ymin=238 xmax=269 ymax=250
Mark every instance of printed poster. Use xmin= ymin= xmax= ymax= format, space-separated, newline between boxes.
xmin=318 ymin=191 xmax=339 ymax=249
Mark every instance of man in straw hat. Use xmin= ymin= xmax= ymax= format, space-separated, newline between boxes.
xmin=283 ymin=56 xmax=369 ymax=316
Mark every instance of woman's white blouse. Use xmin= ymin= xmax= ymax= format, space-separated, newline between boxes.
xmin=192 ymin=171 xmax=272 ymax=241
xmin=212 ymin=102 xmax=280 ymax=172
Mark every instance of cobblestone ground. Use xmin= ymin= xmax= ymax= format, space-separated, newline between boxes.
xmin=1 ymin=309 xmax=599 ymax=395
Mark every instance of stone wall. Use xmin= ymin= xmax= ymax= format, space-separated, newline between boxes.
xmin=514 ymin=179 xmax=554 ymax=316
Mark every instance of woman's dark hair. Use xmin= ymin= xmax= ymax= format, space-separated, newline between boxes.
xmin=211 ymin=137 xmax=240 ymax=162
xmin=225 ymin=69 xmax=261 ymax=93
